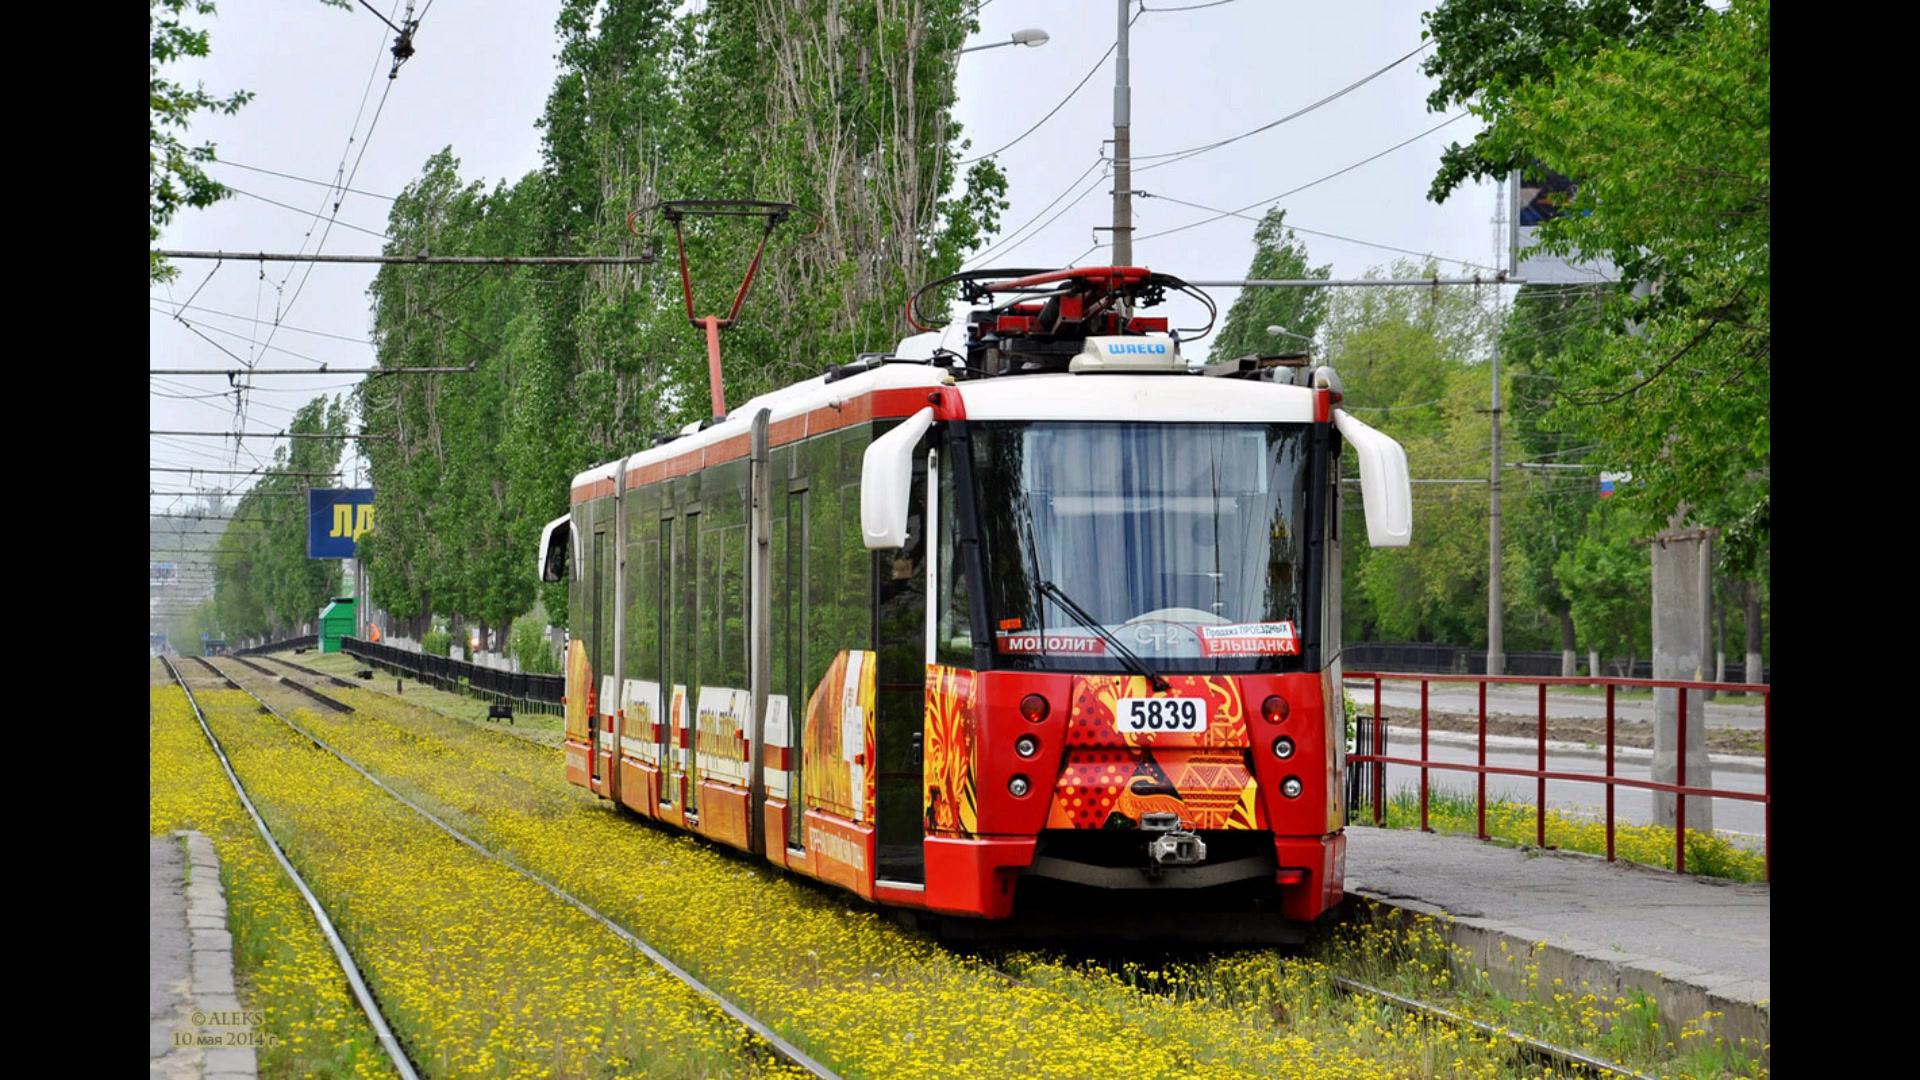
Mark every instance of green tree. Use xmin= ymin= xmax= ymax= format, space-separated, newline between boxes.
xmin=1501 ymin=284 xmax=1612 ymax=669
xmin=149 ymin=1 xmax=346 ymax=281
xmin=1554 ymin=499 xmax=1652 ymax=675
xmin=509 ymin=601 xmax=562 ymax=674
xmin=1419 ymin=0 xmax=1713 ymax=205
xmin=638 ymin=0 xmax=1008 ymax=407
xmin=212 ymin=396 xmax=349 ymax=638
xmin=1423 ymin=0 xmax=1769 ymax=561
xmin=361 ymin=151 xmax=524 ymax=639
xmin=149 ymin=0 xmax=252 ymax=282
xmin=1209 ymin=209 xmax=1331 ymax=361
xmin=1322 ymin=261 xmax=1511 ymax=645
xmin=169 ymin=596 xmax=223 ymax=657
xmin=359 ymin=0 xmax=1009 ymax=648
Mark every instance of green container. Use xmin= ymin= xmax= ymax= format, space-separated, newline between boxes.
xmin=319 ymin=596 xmax=356 ymax=654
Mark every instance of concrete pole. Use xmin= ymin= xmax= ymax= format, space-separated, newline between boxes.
xmin=355 ymin=556 xmax=368 ymax=639
xmin=1651 ymin=528 xmax=1714 ymax=832
xmin=1111 ymin=0 xmax=1132 ymax=266
xmin=1487 ymin=331 xmax=1505 ymax=677
xmin=1706 ymin=545 xmax=1721 ymax=702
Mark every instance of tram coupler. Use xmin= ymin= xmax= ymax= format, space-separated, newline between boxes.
xmin=1141 ymin=812 xmax=1207 ymax=879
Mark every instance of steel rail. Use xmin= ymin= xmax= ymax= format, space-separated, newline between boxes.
xmin=161 ymin=657 xmax=423 ymax=1080
xmin=263 ymin=653 xmax=360 ymax=689
xmin=1330 ymin=975 xmax=1661 ymax=1080
xmin=981 ymin=948 xmax=1655 ymax=1078
xmin=209 ymin=659 xmax=842 ymax=1080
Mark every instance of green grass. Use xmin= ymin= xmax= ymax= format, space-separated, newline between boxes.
xmin=275 ymin=649 xmax=567 ymax=747
xmin=1310 ymin=904 xmax=1770 ymax=1079
xmin=1552 ymin=683 xmax=1768 ymax=705
xmin=1358 ymin=784 xmax=1768 ymax=883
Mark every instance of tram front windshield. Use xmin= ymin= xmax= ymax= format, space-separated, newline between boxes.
xmin=967 ymin=421 xmax=1312 ymax=674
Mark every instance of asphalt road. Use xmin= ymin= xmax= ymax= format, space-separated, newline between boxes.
xmin=1342 ymin=677 xmax=1768 ymax=731
xmin=1361 ymin=735 xmax=1768 ymax=844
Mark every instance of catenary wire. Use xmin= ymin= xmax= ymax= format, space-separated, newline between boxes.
xmin=150 ymin=298 xmax=379 ymax=346
xmin=958 ymin=7 xmax=1143 ymax=165
xmin=964 ymin=161 xmax=1111 ymax=268
xmin=1133 ymin=41 xmax=1431 ymax=172
xmin=198 ymin=155 xmax=398 ymax=202
xmin=1133 ymin=114 xmax=1469 ymax=246
xmin=224 ymin=186 xmax=391 ymax=240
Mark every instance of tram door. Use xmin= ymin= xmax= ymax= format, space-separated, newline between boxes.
xmin=683 ymin=508 xmax=701 ymax=818
xmin=656 ymin=511 xmax=675 ymax=798
xmin=785 ymin=484 xmax=808 ymax=850
xmin=591 ymin=529 xmax=606 ymax=787
xmin=873 ymin=450 xmax=929 ymax=884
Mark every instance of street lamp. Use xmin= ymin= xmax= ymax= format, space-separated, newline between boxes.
xmin=960 ymin=27 xmax=1050 ymax=53
xmin=1266 ymin=325 xmax=1313 ymax=347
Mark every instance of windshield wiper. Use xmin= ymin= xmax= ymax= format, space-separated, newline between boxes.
xmin=1037 ymin=579 xmax=1171 ymax=693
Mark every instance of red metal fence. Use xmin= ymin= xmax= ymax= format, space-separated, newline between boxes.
xmin=1343 ymin=672 xmax=1770 ymax=881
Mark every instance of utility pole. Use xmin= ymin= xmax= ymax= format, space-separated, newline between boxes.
xmin=1487 ymin=329 xmax=1504 ymax=678
xmin=1486 ymin=186 xmax=1507 ymax=678
xmin=1110 ymin=0 xmax=1133 ymax=266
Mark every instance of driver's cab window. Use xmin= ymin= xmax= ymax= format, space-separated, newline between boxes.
xmin=935 ymin=448 xmax=972 ymax=666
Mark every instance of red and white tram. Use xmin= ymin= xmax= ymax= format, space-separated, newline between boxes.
xmin=537 ymin=267 xmax=1411 ymax=937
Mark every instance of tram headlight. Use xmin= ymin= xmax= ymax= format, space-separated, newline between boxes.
xmin=1015 ymin=735 xmax=1039 ymax=758
xmin=1020 ymin=693 xmax=1050 ymax=723
xmin=1271 ymin=736 xmax=1295 ymax=759
xmin=1281 ymin=775 xmax=1303 ymax=799
xmin=1262 ymin=694 xmax=1290 ymax=723
xmin=1009 ymin=775 xmax=1032 ymax=797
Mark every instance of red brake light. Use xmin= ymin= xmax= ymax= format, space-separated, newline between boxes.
xmin=1262 ymin=694 xmax=1290 ymax=723
xmin=1020 ymin=693 xmax=1049 ymax=722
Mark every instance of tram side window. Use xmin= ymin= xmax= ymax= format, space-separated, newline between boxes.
xmin=836 ymin=428 xmax=872 ymax=642
xmin=875 ymin=454 xmax=927 ymax=652
xmin=626 ymin=490 xmax=661 ymax=684
xmin=568 ymin=508 xmax=588 ymax=657
xmin=936 ymin=448 xmax=972 ymax=666
xmin=705 ymin=470 xmax=748 ymax=690
xmin=802 ymin=437 xmax=842 ymax=694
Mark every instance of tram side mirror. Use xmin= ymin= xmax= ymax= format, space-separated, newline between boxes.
xmin=537 ymin=513 xmax=573 ymax=582
xmin=1332 ymin=409 xmax=1412 ymax=547
xmin=860 ymin=407 xmax=935 ymax=549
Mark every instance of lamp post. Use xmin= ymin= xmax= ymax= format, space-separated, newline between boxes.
xmin=1112 ymin=0 xmax=1131 ymax=266
xmin=959 ymin=27 xmax=1050 ymax=54
xmin=1265 ymin=325 xmax=1313 ymax=348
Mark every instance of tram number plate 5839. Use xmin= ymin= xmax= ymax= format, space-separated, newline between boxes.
xmin=1116 ymin=697 xmax=1209 ymax=733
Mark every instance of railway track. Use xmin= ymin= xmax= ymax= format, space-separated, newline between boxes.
xmin=175 ymin=656 xmax=839 ymax=1080
xmin=962 ymin=948 xmax=1658 ymax=1080
xmin=160 ymin=656 xmax=421 ymax=1080
xmin=1327 ymin=975 xmax=1659 ymax=1080
xmin=185 ymin=654 xmax=1690 ymax=1078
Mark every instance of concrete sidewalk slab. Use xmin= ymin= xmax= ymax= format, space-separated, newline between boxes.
xmin=1344 ymin=825 xmax=1769 ymax=1062
xmin=151 ymin=832 xmax=257 ymax=1080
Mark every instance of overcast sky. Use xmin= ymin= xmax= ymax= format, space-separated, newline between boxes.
xmin=149 ymin=0 xmax=1502 ymax=520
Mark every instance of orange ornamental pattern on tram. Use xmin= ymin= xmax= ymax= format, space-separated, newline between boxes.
xmin=922 ymin=665 xmax=980 ymax=838
xmin=563 ymin=638 xmax=594 ymax=783
xmin=800 ymin=649 xmax=877 ymax=824
xmin=1047 ymin=674 xmax=1262 ymax=831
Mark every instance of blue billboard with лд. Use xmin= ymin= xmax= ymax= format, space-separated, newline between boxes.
xmin=309 ymin=488 xmax=375 ymax=558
